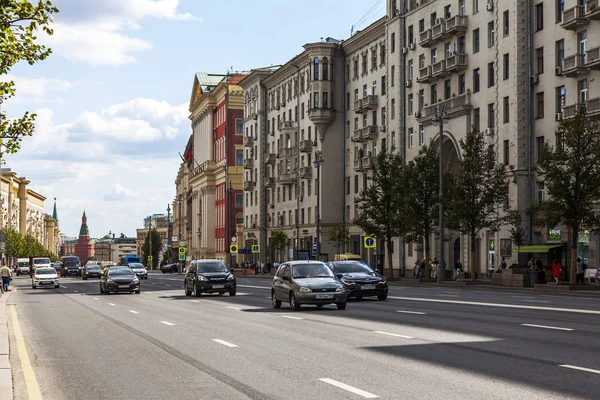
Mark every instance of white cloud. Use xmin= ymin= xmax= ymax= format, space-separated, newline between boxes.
xmin=3 ymin=74 xmax=76 ymax=105
xmin=47 ymin=0 xmax=200 ymax=66
xmin=104 ymin=184 xmax=140 ymax=201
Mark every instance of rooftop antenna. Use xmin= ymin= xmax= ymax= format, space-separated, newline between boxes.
xmin=351 ymin=25 xmax=354 ymax=36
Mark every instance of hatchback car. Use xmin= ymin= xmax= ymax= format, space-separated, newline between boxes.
xmin=327 ymin=261 xmax=388 ymax=300
xmin=184 ymin=260 xmax=236 ymax=297
xmin=100 ymin=267 xmax=140 ymax=294
xmin=128 ymin=263 xmax=148 ymax=279
xmin=271 ymin=261 xmax=347 ymax=310
xmin=82 ymin=264 xmax=102 ymax=280
xmin=32 ymin=267 xmax=59 ymax=289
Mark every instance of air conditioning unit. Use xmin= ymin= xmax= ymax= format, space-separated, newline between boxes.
xmin=484 ymin=128 xmax=495 ymax=136
xmin=555 ymin=67 xmax=562 ymax=76
xmin=408 ymin=42 xmax=416 ymax=50
xmin=486 ymin=0 xmax=494 ymax=11
xmin=402 ymin=47 xmax=408 ymax=54
xmin=405 ymin=80 xmax=412 ymax=88
xmin=555 ymin=112 xmax=563 ymax=121
xmin=532 ymin=75 xmax=539 ymax=85
xmin=380 ymin=125 xmax=386 ymax=132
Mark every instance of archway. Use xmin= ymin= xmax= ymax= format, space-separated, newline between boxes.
xmin=430 ymin=130 xmax=461 ymax=173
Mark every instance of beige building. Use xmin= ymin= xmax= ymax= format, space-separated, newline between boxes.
xmin=136 ymin=227 xmax=168 ymax=258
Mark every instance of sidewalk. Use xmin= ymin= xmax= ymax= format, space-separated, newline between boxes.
xmin=0 ymin=289 xmax=12 ymax=400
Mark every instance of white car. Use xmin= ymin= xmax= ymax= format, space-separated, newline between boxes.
xmin=128 ymin=263 xmax=148 ymax=279
xmin=32 ymin=267 xmax=59 ymax=289
xmin=32 ymin=257 xmax=52 ymax=269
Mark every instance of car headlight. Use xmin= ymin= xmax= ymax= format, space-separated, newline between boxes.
xmin=299 ymin=287 xmax=312 ymax=293
xmin=341 ymin=278 xmax=352 ymax=285
xmin=197 ymin=275 xmax=208 ymax=281
xmin=335 ymin=286 xmax=345 ymax=292
xmin=132 ymin=277 xmax=139 ymax=284
xmin=107 ymin=279 xmax=114 ymax=284
xmin=227 ymin=274 xmax=235 ymax=280
xmin=380 ymin=277 xmax=387 ymax=284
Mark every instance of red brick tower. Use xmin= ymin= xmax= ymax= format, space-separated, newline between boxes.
xmin=75 ymin=211 xmax=94 ymax=264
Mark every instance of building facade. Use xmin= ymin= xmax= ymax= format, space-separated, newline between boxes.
xmin=143 ymin=214 xmax=170 ymax=229
xmin=136 ymin=227 xmax=168 ymax=258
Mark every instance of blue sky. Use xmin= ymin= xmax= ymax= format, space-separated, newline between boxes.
xmin=3 ymin=0 xmax=386 ymax=238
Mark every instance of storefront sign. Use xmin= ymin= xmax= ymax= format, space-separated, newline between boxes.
xmin=548 ymin=228 xmax=562 ymax=242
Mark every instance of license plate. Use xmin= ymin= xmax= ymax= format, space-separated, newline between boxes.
xmin=362 ymin=285 xmax=375 ymax=290
xmin=316 ymin=294 xmax=333 ymax=299
xmin=119 ymin=285 xmax=129 ymax=288
xmin=212 ymin=285 xmax=225 ymax=289
xmin=40 ymin=282 xmax=51 ymax=285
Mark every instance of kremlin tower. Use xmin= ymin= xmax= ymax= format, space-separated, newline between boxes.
xmin=75 ymin=211 xmax=94 ymax=264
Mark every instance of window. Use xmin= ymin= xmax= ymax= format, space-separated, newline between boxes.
xmin=556 ymin=0 xmax=565 ymax=23
xmin=503 ymin=140 xmax=509 ymax=165
xmin=536 ymin=47 xmax=544 ymax=74
xmin=473 ymin=68 xmax=480 ymax=93
xmin=503 ymin=96 xmax=509 ymax=123
xmin=236 ymin=119 xmax=243 ymax=133
xmin=444 ymin=79 xmax=451 ymax=100
xmin=536 ymin=136 xmax=544 ymax=163
xmin=354 ymin=175 xmax=359 ymax=194
xmin=473 ymin=28 xmax=479 ymax=53
xmin=353 ymin=59 xmax=359 ymax=78
xmin=371 ymin=48 xmax=377 ymax=69
xmin=488 ymin=22 xmax=495 ymax=47
xmin=380 ymin=43 xmax=386 ymax=64
xmin=235 ymin=194 xmax=243 ymax=207
xmin=409 ymin=25 xmax=414 ymax=43
xmin=362 ymin=53 xmax=367 ymax=74
xmin=473 ymin=0 xmax=479 ymax=13
xmin=391 ymin=99 xmax=396 ymax=119
xmin=431 ymin=84 xmax=438 ymax=105
xmin=444 ymin=4 xmax=451 ymax=19
xmin=459 ymin=0 xmax=466 ymax=15
xmin=536 ymin=3 xmax=544 ymax=31
xmin=313 ymin=92 xmax=319 ymax=108
xmin=236 ymin=149 xmax=244 ymax=166
xmin=555 ymin=85 xmax=565 ymax=113
xmin=431 ymin=48 xmax=438 ymax=64
xmin=407 ymin=242 xmax=413 ymax=256
xmin=391 ymin=66 xmax=395 ymax=86
xmin=408 ymin=59 xmax=414 ymax=80
xmin=408 ymin=94 xmax=414 ymax=114
xmin=313 ymin=57 xmax=319 ymax=80
xmin=323 ymin=92 xmax=328 ymax=108
xmin=473 ymin=108 xmax=480 ymax=131
xmin=488 ymin=103 xmax=495 ymax=128
xmin=381 ymin=76 xmax=386 ymax=95
xmin=408 ymin=128 xmax=414 ymax=148
xmin=419 ymin=54 xmax=425 ymax=69
xmin=488 ymin=62 xmax=495 ymax=87
xmin=555 ymin=39 xmax=564 ymax=68
xmin=503 ymin=10 xmax=509 ymax=36
xmin=578 ymin=79 xmax=588 ymax=103
xmin=418 ymin=89 xmax=424 ymax=109
xmin=391 ymin=32 xmax=396 ymax=53
xmin=419 ymin=125 xmax=424 ymax=146
xmin=536 ymin=92 xmax=545 ymax=119
xmin=458 ymin=73 xmax=466 ymax=94
xmin=503 ymin=53 xmax=509 ymax=80
xmin=346 ymin=177 xmax=350 ymax=195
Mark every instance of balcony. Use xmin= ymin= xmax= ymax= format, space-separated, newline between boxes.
xmin=362 ymin=156 xmax=377 ymax=170
xmin=445 ymin=15 xmax=468 ymax=35
xmin=353 ymin=99 xmax=363 ymax=113
xmin=352 ymin=129 xmax=364 ymax=142
xmin=308 ymin=108 xmax=336 ymax=127
xmin=299 ymin=166 xmax=312 ymax=179
xmin=361 ymin=125 xmax=378 ymax=141
xmin=419 ymin=29 xmax=433 ymax=47
xmin=243 ymin=135 xmax=254 ymax=147
xmin=418 ymin=66 xmax=432 ymax=83
xmin=243 ymin=180 xmax=255 ymax=191
xmin=278 ymin=172 xmax=297 ymax=185
xmin=431 ymin=19 xmax=446 ymax=41
xmin=562 ymin=53 xmax=588 ymax=77
xmin=587 ymin=0 xmax=600 ymax=20
xmin=278 ymin=120 xmax=297 ymax=133
xmin=562 ymin=103 xmax=585 ymax=119
xmin=445 ymin=53 xmax=468 ymax=72
xmin=561 ymin=5 xmax=587 ymax=30
xmin=299 ymin=140 xmax=313 ymax=153
xmin=279 ymin=147 xmax=295 ymax=158
xmin=586 ymin=97 xmax=600 ymax=118
xmin=416 ymin=91 xmax=473 ymax=126
xmin=353 ymin=159 xmax=363 ymax=172
xmin=264 ymin=153 xmax=276 ymax=164
xmin=586 ymin=47 xmax=600 ymax=70
xmin=431 ymin=60 xmax=447 ymax=78
xmin=361 ymin=95 xmax=378 ymax=110
xmin=263 ymin=176 xmax=275 ymax=188
xmin=243 ymin=158 xmax=253 ymax=169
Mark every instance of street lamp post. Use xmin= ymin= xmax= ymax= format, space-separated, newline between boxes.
xmin=432 ymin=104 xmax=448 ymax=284
xmin=148 ymin=216 xmax=153 ymax=270
xmin=177 ymin=194 xmax=183 ymax=272
xmin=226 ymin=180 xmax=233 ymax=267
xmin=313 ymin=151 xmax=324 ymax=260
xmin=167 ymin=203 xmax=172 ymax=263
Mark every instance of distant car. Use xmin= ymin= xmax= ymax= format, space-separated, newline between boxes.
xmin=160 ymin=263 xmax=178 ymax=273
xmin=128 ymin=263 xmax=148 ymax=279
xmin=82 ymin=264 xmax=102 ymax=280
xmin=271 ymin=261 xmax=347 ymax=310
xmin=32 ymin=267 xmax=59 ymax=289
xmin=15 ymin=261 xmax=30 ymax=276
xmin=327 ymin=261 xmax=388 ymax=301
xmin=184 ymin=260 xmax=236 ymax=297
xmin=52 ymin=262 xmax=62 ymax=276
xmin=100 ymin=267 xmax=140 ymax=294
xmin=33 ymin=257 xmax=52 ymax=270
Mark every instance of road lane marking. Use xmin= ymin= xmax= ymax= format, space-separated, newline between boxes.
xmin=521 ymin=324 xmax=574 ymax=331
xmin=239 ymin=284 xmax=271 ymax=290
xmin=388 ymin=296 xmax=600 ymax=315
xmin=60 ymin=285 xmax=68 ymax=289
xmin=74 ymin=290 xmax=78 ymax=293
xmin=318 ymin=378 xmax=379 ymax=399
xmin=438 ymin=294 xmax=458 ymax=297
xmin=166 ymin=284 xmax=171 ymax=287
xmin=523 ymin=300 xmax=550 ymax=303
xmin=559 ymin=365 xmax=600 ymax=375
xmin=93 ymin=298 xmax=99 ymax=300
xmin=373 ymin=331 xmax=413 ymax=339
xmin=108 ymin=303 xmax=116 ymax=307
xmin=129 ymin=310 xmax=139 ymax=314
xmin=226 ymin=306 xmax=241 ymax=310
xmin=280 ymin=315 xmax=303 ymax=320
xmin=9 ymin=305 xmax=43 ymax=400
xmin=160 ymin=321 xmax=175 ymax=326
xmin=212 ymin=339 xmax=238 ymax=348
xmin=512 ymin=296 xmax=534 ymax=299
xmin=396 ymin=310 xmax=427 ymax=315
xmin=190 ymin=300 xmax=199 ymax=303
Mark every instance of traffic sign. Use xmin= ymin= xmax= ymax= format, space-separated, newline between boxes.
xmin=312 ymin=243 xmax=317 ymax=254
xmin=179 ymin=247 xmax=186 ymax=254
xmin=178 ymin=254 xmax=185 ymax=261
xmin=148 ymin=255 xmax=153 ymax=261
xmin=231 ymin=236 xmax=237 ymax=243
xmin=364 ymin=236 xmax=376 ymax=249
xmin=179 ymin=241 xmax=186 ymax=247
xmin=252 ymin=245 xmax=260 ymax=253
xmin=230 ymin=244 xmax=238 ymax=254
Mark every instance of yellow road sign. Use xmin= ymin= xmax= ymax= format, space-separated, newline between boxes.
xmin=364 ymin=236 xmax=376 ymax=249
xmin=252 ymin=245 xmax=260 ymax=253
xmin=179 ymin=247 xmax=186 ymax=254
xmin=230 ymin=244 xmax=238 ymax=254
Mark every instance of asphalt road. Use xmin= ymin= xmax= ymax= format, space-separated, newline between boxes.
xmin=6 ymin=272 xmax=600 ymax=400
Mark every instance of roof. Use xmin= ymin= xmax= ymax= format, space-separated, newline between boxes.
xmin=196 ymin=72 xmax=227 ymax=94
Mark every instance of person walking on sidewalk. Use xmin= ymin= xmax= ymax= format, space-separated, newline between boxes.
xmin=1 ymin=262 xmax=12 ymax=292
xmin=576 ymin=257 xmax=585 ymax=284
xmin=551 ymin=259 xmax=561 ymax=284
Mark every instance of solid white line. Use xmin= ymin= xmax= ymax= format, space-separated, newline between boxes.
xmin=93 ymin=298 xmax=99 ymax=300
xmin=160 ymin=321 xmax=175 ymax=326
xmin=212 ymin=339 xmax=238 ymax=348
xmin=512 ymin=296 xmax=534 ymax=299
xmin=190 ymin=300 xmax=200 ymax=303
xmin=226 ymin=306 xmax=241 ymax=310
xmin=108 ymin=303 xmax=116 ymax=307
xmin=521 ymin=324 xmax=574 ymax=331
xmin=128 ymin=310 xmax=139 ymax=314
xmin=396 ymin=310 xmax=426 ymax=315
xmin=239 ymin=284 xmax=271 ymax=290
xmin=280 ymin=315 xmax=303 ymax=320
xmin=559 ymin=364 xmax=600 ymax=375
xmin=373 ymin=331 xmax=413 ymax=339
xmin=388 ymin=296 xmax=600 ymax=315
xmin=319 ymin=378 xmax=379 ymax=399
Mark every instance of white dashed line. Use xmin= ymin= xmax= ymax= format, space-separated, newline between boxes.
xmin=559 ymin=364 xmax=600 ymax=375
xmin=212 ymin=339 xmax=238 ymax=348
xmin=521 ymin=324 xmax=574 ymax=331
xmin=108 ymin=303 xmax=116 ymax=307
xmin=396 ymin=310 xmax=426 ymax=315
xmin=523 ymin=300 xmax=550 ymax=303
xmin=239 ymin=285 xmax=271 ymax=290
xmin=60 ymin=285 xmax=68 ymax=289
xmin=129 ymin=310 xmax=139 ymax=314
xmin=373 ymin=330 xmax=413 ymax=339
xmin=319 ymin=378 xmax=379 ymax=399
xmin=160 ymin=321 xmax=175 ymax=326
xmin=190 ymin=300 xmax=199 ymax=303
xmin=74 ymin=290 xmax=78 ymax=293
xmin=280 ymin=315 xmax=303 ymax=320
xmin=226 ymin=306 xmax=241 ymax=310
xmin=438 ymin=294 xmax=458 ymax=297
xmin=512 ymin=296 xmax=534 ymax=299
xmin=93 ymin=298 xmax=99 ymax=300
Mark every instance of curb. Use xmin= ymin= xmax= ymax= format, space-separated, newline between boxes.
xmin=0 ymin=290 xmax=12 ymax=400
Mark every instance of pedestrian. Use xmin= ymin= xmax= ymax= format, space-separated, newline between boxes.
xmin=454 ymin=258 xmax=463 ymax=280
xmin=576 ymin=257 xmax=585 ymax=284
xmin=260 ymin=262 xmax=265 ymax=275
xmin=551 ymin=259 xmax=561 ymax=284
xmin=500 ymin=257 xmax=507 ymax=269
xmin=431 ymin=258 xmax=438 ymax=279
xmin=527 ymin=257 xmax=534 ymax=269
xmin=413 ymin=260 xmax=420 ymax=278
xmin=0 ymin=262 xmax=12 ymax=292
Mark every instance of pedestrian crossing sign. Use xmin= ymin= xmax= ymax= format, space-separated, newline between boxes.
xmin=178 ymin=254 xmax=185 ymax=261
xmin=230 ymin=244 xmax=238 ymax=254
xmin=252 ymin=245 xmax=260 ymax=253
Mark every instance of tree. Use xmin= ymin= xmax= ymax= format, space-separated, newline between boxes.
xmin=536 ymin=112 xmax=600 ymax=284
xmin=270 ymin=230 xmax=288 ymax=261
xmin=354 ymin=145 xmax=407 ymax=277
xmin=142 ymin=229 xmax=162 ymax=269
xmin=4 ymin=228 xmax=24 ymax=258
xmin=404 ymin=142 xmax=440 ymax=278
xmin=327 ymin=225 xmax=350 ymax=257
xmin=1 ymin=0 xmax=59 ymax=154
xmin=505 ymin=210 xmax=527 ymax=255
xmin=446 ymin=130 xmax=509 ymax=281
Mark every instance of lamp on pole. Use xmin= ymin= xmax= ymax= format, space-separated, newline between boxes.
xmin=177 ymin=194 xmax=183 ymax=272
xmin=148 ymin=216 xmax=153 ymax=270
xmin=226 ymin=180 xmax=233 ymax=267
xmin=313 ymin=150 xmax=324 ymax=260
xmin=167 ymin=203 xmax=172 ymax=263
xmin=432 ymin=104 xmax=449 ymax=283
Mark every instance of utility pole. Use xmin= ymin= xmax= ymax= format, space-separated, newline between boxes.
xmin=432 ymin=104 xmax=448 ymax=283
xmin=178 ymin=194 xmax=183 ymax=272
xmin=167 ymin=203 xmax=172 ymax=263
xmin=148 ymin=216 xmax=152 ymax=270
xmin=313 ymin=151 xmax=324 ymax=261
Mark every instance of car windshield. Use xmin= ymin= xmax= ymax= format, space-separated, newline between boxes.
xmin=196 ymin=262 xmax=228 ymax=273
xmin=333 ymin=262 xmax=374 ymax=274
xmin=292 ymin=263 xmax=334 ymax=278
xmin=35 ymin=268 xmax=55 ymax=275
xmin=108 ymin=268 xmax=134 ymax=276
xmin=128 ymin=263 xmax=144 ymax=269
xmin=87 ymin=266 xmax=100 ymax=270
xmin=34 ymin=258 xmax=50 ymax=265
xmin=18 ymin=262 xmax=29 ymax=268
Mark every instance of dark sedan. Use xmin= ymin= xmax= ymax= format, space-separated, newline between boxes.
xmin=160 ymin=263 xmax=179 ymax=273
xmin=82 ymin=265 xmax=102 ymax=280
xmin=327 ymin=261 xmax=388 ymax=300
xmin=184 ymin=260 xmax=236 ymax=297
xmin=100 ymin=267 xmax=140 ymax=294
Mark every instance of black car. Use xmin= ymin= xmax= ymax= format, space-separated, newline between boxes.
xmin=82 ymin=265 xmax=102 ymax=280
xmin=100 ymin=267 xmax=140 ymax=294
xmin=184 ymin=260 xmax=236 ymax=297
xmin=160 ymin=263 xmax=179 ymax=273
xmin=327 ymin=261 xmax=388 ymax=300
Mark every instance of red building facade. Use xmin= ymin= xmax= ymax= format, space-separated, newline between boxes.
xmin=75 ymin=211 xmax=94 ymax=264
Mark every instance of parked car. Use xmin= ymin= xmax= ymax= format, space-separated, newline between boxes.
xmin=184 ymin=260 xmax=236 ymax=297
xmin=100 ymin=267 xmax=140 ymax=294
xmin=32 ymin=267 xmax=59 ymax=289
xmin=82 ymin=264 xmax=102 ymax=280
xmin=128 ymin=263 xmax=148 ymax=279
xmin=326 ymin=261 xmax=388 ymax=301
xmin=271 ymin=261 xmax=347 ymax=310
xmin=160 ymin=263 xmax=179 ymax=273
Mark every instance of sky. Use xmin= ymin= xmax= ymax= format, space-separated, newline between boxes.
xmin=3 ymin=0 xmax=386 ymax=238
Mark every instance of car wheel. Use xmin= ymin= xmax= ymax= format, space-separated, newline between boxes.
xmin=272 ymin=290 xmax=281 ymax=308
xmin=54 ymin=285 xmax=59 ymax=289
xmin=336 ymin=302 xmax=347 ymax=310
xmin=316 ymin=304 xmax=324 ymax=308
xmin=16 ymin=271 xmax=20 ymax=276
xmin=194 ymin=283 xmax=202 ymax=297
xmin=229 ymin=289 xmax=236 ymax=297
xmin=135 ymin=289 xmax=140 ymax=294
xmin=377 ymin=293 xmax=388 ymax=301
xmin=290 ymin=292 xmax=300 ymax=311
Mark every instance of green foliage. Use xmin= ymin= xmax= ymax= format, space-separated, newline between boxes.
xmin=4 ymin=228 xmax=23 ymax=256
xmin=327 ymin=225 xmax=350 ymax=247
xmin=0 ymin=0 xmax=59 ymax=153
xmin=3 ymin=228 xmax=56 ymax=260
xmin=270 ymin=230 xmax=288 ymax=251
xmin=505 ymin=210 xmax=527 ymax=249
xmin=142 ymin=229 xmax=162 ymax=269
